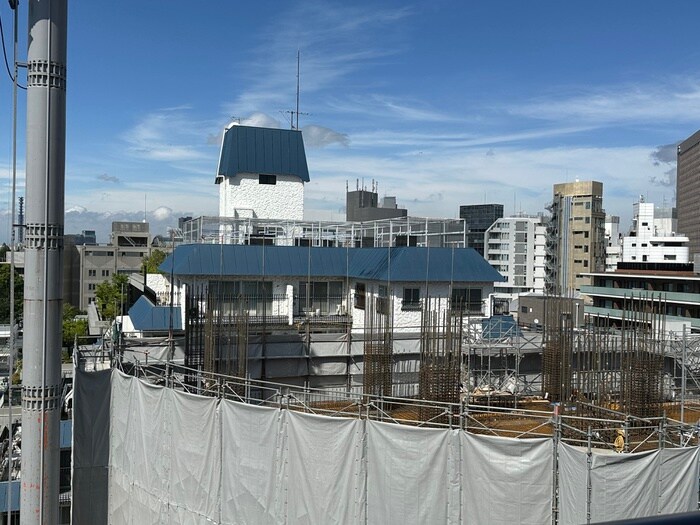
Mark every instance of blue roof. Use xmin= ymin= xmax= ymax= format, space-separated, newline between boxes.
xmin=481 ymin=315 xmax=522 ymax=339
xmin=217 ymin=125 xmax=310 ymax=183
xmin=160 ymin=245 xmax=505 ymax=283
xmin=128 ymin=295 xmax=182 ymax=331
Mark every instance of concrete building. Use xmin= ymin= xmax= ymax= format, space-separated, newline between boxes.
xmin=621 ymin=199 xmax=688 ymax=265
xmin=345 ymin=183 xmax=407 ymax=222
xmin=677 ymin=130 xmax=700 ymax=257
xmin=483 ymin=215 xmax=546 ymax=296
xmin=545 ymin=180 xmax=605 ymax=295
xmin=216 ymin=124 xmax=308 ymax=221
xmin=582 ymin=263 xmax=700 ymax=333
xmin=459 ymin=204 xmax=504 ymax=255
xmin=77 ymin=221 xmax=154 ymax=309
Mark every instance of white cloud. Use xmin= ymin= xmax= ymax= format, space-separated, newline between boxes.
xmin=301 ymin=125 xmax=349 ymax=148
xmin=152 ymin=206 xmax=173 ymax=220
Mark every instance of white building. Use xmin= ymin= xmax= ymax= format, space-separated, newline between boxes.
xmin=621 ymin=199 xmax=689 ymax=264
xmin=604 ymin=215 xmax=622 ymax=271
xmin=216 ymin=124 xmax=308 ymax=221
xmin=484 ymin=215 xmax=546 ymax=297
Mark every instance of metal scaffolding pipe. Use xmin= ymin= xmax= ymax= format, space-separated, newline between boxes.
xmin=21 ymin=1 xmax=67 ymax=523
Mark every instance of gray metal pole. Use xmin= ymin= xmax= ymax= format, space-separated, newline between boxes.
xmin=8 ymin=2 xmax=19 ymax=522
xmin=21 ymin=1 xmax=67 ymax=523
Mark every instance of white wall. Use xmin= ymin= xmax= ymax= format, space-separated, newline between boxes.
xmin=219 ymin=173 xmax=304 ymax=220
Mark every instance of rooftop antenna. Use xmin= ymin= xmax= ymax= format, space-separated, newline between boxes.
xmin=144 ymin=194 xmax=147 ymax=223
xmin=283 ymin=50 xmax=309 ymax=130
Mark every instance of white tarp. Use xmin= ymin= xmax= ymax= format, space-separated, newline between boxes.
xmin=73 ymin=370 xmax=700 ymax=525
xmin=558 ymin=443 xmax=700 ymax=524
xmin=286 ymin=411 xmax=366 ymax=524
xmin=461 ymin=433 xmax=552 ymax=525
xmin=366 ymin=420 xmax=455 ymax=525
xmin=108 ymin=372 xmax=220 ymax=524
xmin=220 ymin=399 xmax=286 ymax=524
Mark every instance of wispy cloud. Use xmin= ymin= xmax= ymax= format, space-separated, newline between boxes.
xmin=122 ymin=108 xmax=219 ymax=163
xmin=226 ymin=3 xmax=413 ymax=116
xmin=511 ymin=78 xmax=700 ymax=125
xmin=97 ymin=173 xmax=120 ymax=183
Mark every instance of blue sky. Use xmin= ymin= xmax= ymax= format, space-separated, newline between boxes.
xmin=1 ymin=0 xmax=699 ymax=242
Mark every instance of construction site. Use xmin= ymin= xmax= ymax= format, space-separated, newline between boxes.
xmin=71 ymin=288 xmax=700 ymax=524
xmin=109 ymin=288 xmax=700 ymax=448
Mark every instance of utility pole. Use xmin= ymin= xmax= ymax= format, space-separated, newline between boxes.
xmin=21 ymin=1 xmax=68 ymax=523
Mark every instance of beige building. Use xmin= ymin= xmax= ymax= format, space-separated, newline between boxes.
xmin=545 ymin=181 xmax=605 ymax=295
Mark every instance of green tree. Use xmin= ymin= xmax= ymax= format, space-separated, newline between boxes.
xmin=62 ymin=303 xmax=87 ymax=348
xmin=95 ymin=273 xmax=128 ymax=321
xmin=141 ymin=249 xmax=167 ymax=274
xmin=0 ymin=264 xmax=23 ymax=323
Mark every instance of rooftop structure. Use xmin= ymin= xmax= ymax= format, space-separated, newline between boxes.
xmin=216 ymin=124 xmax=309 ymax=221
xmin=345 ymin=181 xmax=407 ymax=222
xmin=182 ymin=215 xmax=467 ymax=248
xmin=621 ymin=198 xmax=688 ymax=265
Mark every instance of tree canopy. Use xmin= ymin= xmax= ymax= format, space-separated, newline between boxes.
xmin=141 ymin=249 xmax=168 ymax=274
xmin=62 ymin=303 xmax=87 ymax=348
xmin=0 ymin=264 xmax=23 ymax=324
xmin=95 ymin=273 xmax=129 ymax=321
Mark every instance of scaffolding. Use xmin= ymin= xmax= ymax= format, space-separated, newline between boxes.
xmin=462 ymin=315 xmax=542 ymax=407
xmin=182 ymin=215 xmax=467 ymax=248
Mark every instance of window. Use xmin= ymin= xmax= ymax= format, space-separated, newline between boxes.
xmin=88 ymin=269 xmax=96 ymax=277
xmin=451 ymin=288 xmax=482 ymax=314
xmin=354 ymin=283 xmax=366 ymax=310
xmin=101 ymin=269 xmax=110 ymax=277
xmin=376 ymin=285 xmax=390 ymax=314
xmin=402 ymin=287 xmax=421 ymax=311
xmin=299 ymin=281 xmax=344 ymax=315
xmin=259 ymin=174 xmax=277 ymax=185
xmin=521 ymin=306 xmax=528 ymax=314
xmin=88 ymin=283 xmax=96 ymax=291
xmin=664 ymin=254 xmax=677 ymax=261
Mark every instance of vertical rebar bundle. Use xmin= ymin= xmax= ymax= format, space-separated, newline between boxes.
xmin=543 ymin=293 xmax=667 ymax=419
xmin=542 ymin=296 xmax=575 ymax=402
xmin=363 ymin=294 xmax=393 ymax=397
xmin=419 ymin=298 xmax=461 ymax=420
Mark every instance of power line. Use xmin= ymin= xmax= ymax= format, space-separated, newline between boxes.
xmin=0 ymin=7 xmax=25 ymax=89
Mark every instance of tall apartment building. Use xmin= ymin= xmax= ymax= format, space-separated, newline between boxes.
xmin=545 ymin=181 xmax=605 ymax=295
xmin=484 ymin=215 xmax=546 ymax=295
xmin=459 ymin=203 xmax=504 ymax=255
xmin=677 ymin=130 xmax=700 ymax=258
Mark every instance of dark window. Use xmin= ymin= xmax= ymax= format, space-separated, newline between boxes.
xmin=259 ymin=174 xmax=277 ymax=185
xmin=451 ymin=288 xmax=483 ymax=314
xmin=354 ymin=283 xmax=366 ymax=310
xmin=402 ymin=287 xmax=421 ymax=311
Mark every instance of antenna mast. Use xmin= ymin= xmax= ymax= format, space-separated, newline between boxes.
xmin=296 ymin=49 xmax=300 ymax=130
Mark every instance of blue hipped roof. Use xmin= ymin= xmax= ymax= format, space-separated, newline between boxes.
xmin=128 ymin=295 xmax=182 ymax=331
xmin=160 ymin=245 xmax=505 ymax=284
xmin=216 ymin=125 xmax=310 ymax=183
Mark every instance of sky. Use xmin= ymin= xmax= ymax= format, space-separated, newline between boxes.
xmin=1 ymin=0 xmax=699 ymax=243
